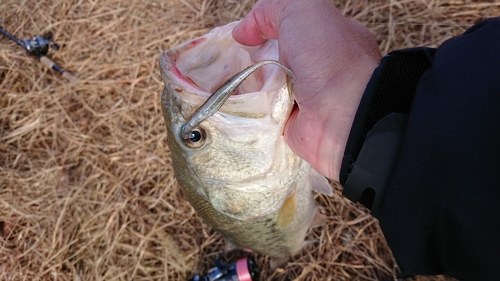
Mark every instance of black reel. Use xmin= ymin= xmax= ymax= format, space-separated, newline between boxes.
xmin=22 ymin=32 xmax=60 ymax=57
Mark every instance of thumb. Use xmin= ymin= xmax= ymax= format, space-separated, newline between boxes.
xmin=284 ymin=109 xmax=323 ymax=173
xmin=284 ymin=108 xmax=335 ymax=179
xmin=232 ymin=0 xmax=286 ymax=46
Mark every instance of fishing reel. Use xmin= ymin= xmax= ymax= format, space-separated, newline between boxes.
xmin=0 ymin=27 xmax=76 ymax=81
xmin=22 ymin=32 xmax=60 ymax=57
xmin=189 ymin=257 xmax=259 ymax=281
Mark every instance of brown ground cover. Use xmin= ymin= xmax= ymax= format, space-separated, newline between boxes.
xmin=1 ymin=0 xmax=498 ymax=280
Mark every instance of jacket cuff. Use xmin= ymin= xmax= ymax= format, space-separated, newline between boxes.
xmin=339 ymin=47 xmax=436 ymax=210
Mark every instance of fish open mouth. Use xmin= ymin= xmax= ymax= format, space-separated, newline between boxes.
xmin=160 ymin=22 xmax=285 ymax=101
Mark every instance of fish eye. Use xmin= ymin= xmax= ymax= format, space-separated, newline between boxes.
xmin=182 ymin=127 xmax=206 ymax=148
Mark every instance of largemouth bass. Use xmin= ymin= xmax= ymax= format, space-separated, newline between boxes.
xmin=159 ymin=21 xmax=332 ymax=263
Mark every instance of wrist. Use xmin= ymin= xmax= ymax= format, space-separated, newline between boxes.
xmin=327 ymin=58 xmax=381 ymax=180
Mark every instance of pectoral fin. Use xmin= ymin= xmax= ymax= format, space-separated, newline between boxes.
xmin=270 ymin=256 xmax=289 ymax=269
xmin=276 ymin=191 xmax=296 ymax=228
xmin=225 ymin=240 xmax=239 ymax=251
xmin=310 ymin=210 xmax=327 ymax=228
xmin=309 ymin=168 xmax=333 ymax=196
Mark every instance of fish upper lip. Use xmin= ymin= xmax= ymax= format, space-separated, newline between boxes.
xmin=159 ymin=52 xmax=202 ymax=90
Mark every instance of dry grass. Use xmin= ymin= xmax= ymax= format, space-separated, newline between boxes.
xmin=0 ymin=0 xmax=497 ymax=280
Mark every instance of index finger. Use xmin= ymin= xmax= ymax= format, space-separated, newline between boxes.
xmin=232 ymin=0 xmax=287 ymax=46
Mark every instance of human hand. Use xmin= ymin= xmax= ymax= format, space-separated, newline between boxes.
xmin=233 ymin=0 xmax=381 ymax=180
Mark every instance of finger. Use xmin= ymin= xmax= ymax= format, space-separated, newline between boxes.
xmin=284 ymin=109 xmax=312 ymax=166
xmin=232 ymin=0 xmax=283 ymax=46
xmin=285 ymin=110 xmax=334 ymax=179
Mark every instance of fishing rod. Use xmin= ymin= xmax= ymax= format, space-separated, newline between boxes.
xmin=0 ymin=27 xmax=77 ymax=82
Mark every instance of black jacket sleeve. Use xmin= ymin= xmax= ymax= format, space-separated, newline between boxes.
xmin=339 ymin=17 xmax=500 ymax=280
